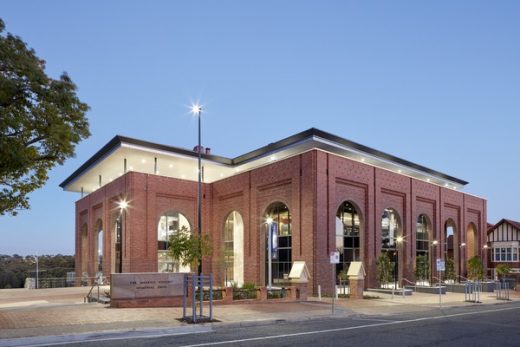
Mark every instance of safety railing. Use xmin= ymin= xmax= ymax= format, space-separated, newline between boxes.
xmin=496 ymin=281 xmax=510 ymax=301
xmin=464 ymin=281 xmax=482 ymax=303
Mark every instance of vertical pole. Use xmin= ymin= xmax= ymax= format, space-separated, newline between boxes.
xmin=81 ymin=187 xmax=84 ymax=198
xmin=268 ymin=223 xmax=272 ymax=290
xmin=197 ymin=110 xmax=202 ymax=276
xmin=154 ymin=157 xmax=157 ymax=174
xmin=318 ymin=285 xmax=321 ymax=301
xmin=182 ymin=275 xmax=186 ymax=319
xmin=124 ymin=158 xmax=127 ymax=174
xmin=332 ymin=264 xmax=335 ymax=315
xmin=209 ymin=274 xmax=213 ymax=321
xmin=192 ymin=274 xmax=196 ymax=322
xmin=438 ymin=266 xmax=441 ymax=309
xmin=199 ymin=276 xmax=203 ymax=318
xmin=98 ymin=175 xmax=102 ymax=188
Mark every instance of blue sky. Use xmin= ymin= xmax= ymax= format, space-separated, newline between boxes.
xmin=1 ymin=1 xmax=519 ymax=255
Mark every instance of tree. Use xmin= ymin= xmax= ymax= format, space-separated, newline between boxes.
xmin=467 ymin=256 xmax=484 ymax=281
xmin=415 ymin=255 xmax=429 ymax=284
xmin=376 ymin=252 xmax=393 ymax=287
xmin=168 ymin=226 xmax=213 ymax=270
xmin=495 ymin=263 xmax=511 ymax=282
xmin=444 ymin=258 xmax=456 ymax=282
xmin=0 ymin=18 xmax=90 ymax=215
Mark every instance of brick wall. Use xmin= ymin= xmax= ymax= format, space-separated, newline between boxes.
xmin=75 ymin=149 xmax=486 ymax=294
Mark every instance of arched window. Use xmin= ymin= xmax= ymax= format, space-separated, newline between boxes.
xmin=381 ymin=208 xmax=400 ymax=251
xmin=80 ymin=224 xmax=88 ymax=275
xmin=157 ymin=211 xmax=191 ymax=272
xmin=335 ymin=201 xmax=361 ymax=276
xmin=381 ymin=208 xmax=401 ymax=287
xmin=416 ymin=214 xmax=431 ymax=257
xmin=94 ymin=219 xmax=103 ymax=273
xmin=444 ymin=219 xmax=456 ymax=261
xmin=265 ymin=202 xmax=291 ymax=284
xmin=416 ymin=214 xmax=431 ymax=284
xmin=113 ymin=215 xmax=122 ymax=274
xmin=223 ymin=211 xmax=244 ymax=286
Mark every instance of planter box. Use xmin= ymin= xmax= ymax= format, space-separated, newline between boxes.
xmin=405 ymin=285 xmax=447 ymax=294
xmin=367 ymin=288 xmax=413 ymax=296
xmin=446 ymin=282 xmax=495 ymax=293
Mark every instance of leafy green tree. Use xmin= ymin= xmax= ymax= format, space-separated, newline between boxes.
xmin=376 ymin=252 xmax=393 ymax=287
xmin=168 ymin=226 xmax=213 ymax=270
xmin=496 ymin=263 xmax=511 ymax=281
xmin=467 ymin=256 xmax=484 ymax=281
xmin=0 ymin=18 xmax=90 ymax=215
xmin=444 ymin=258 xmax=456 ymax=281
xmin=415 ymin=255 xmax=429 ymax=283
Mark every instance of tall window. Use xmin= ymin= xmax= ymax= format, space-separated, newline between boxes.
xmin=94 ymin=219 xmax=103 ymax=273
xmin=416 ymin=214 xmax=431 ymax=284
xmin=336 ymin=201 xmax=361 ymax=276
xmin=80 ymin=224 xmax=88 ymax=275
xmin=265 ymin=202 xmax=292 ymax=283
xmin=381 ymin=208 xmax=401 ymax=283
xmin=381 ymin=208 xmax=400 ymax=252
xmin=444 ymin=219 xmax=456 ymax=260
xmin=223 ymin=211 xmax=244 ymax=286
xmin=114 ymin=216 xmax=122 ymax=273
xmin=416 ymin=214 xmax=430 ymax=258
xmin=157 ymin=211 xmax=191 ymax=272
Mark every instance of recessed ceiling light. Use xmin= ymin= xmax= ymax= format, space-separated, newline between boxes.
xmin=361 ymin=158 xmax=365 ymax=162
xmin=156 ymin=170 xmax=160 ymax=175
xmin=426 ymin=178 xmax=431 ymax=182
xmin=398 ymin=169 xmax=402 ymax=173
xmin=129 ymin=166 xmax=134 ymax=170
xmin=169 ymin=164 xmax=173 ymax=168
xmin=141 ymin=159 xmax=146 ymax=164
xmin=181 ymin=175 xmax=186 ymax=179
xmin=220 ymin=173 xmax=224 ymax=177
xmin=270 ymin=156 xmax=276 ymax=161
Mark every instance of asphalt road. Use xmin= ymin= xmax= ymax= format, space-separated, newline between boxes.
xmin=14 ymin=302 xmax=520 ymax=347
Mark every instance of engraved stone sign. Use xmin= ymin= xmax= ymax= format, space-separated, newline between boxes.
xmin=111 ymin=272 xmax=186 ymax=300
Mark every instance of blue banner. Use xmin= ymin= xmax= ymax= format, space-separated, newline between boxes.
xmin=271 ymin=222 xmax=278 ymax=259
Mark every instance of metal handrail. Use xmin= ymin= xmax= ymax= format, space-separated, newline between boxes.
xmin=458 ymin=275 xmax=470 ymax=282
xmin=402 ymin=278 xmax=417 ymax=292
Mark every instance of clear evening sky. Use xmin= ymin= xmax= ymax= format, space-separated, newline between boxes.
xmin=1 ymin=1 xmax=519 ymax=255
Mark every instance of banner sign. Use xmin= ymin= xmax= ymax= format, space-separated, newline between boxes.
xmin=271 ymin=222 xmax=278 ymax=259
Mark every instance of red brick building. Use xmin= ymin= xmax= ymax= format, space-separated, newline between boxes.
xmin=61 ymin=128 xmax=487 ymax=293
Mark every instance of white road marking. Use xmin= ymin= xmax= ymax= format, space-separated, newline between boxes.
xmin=180 ymin=305 xmax=520 ymax=347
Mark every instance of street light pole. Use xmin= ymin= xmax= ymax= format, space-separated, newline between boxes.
xmin=459 ymin=242 xmax=466 ymax=281
xmin=395 ymin=236 xmax=403 ymax=292
xmin=266 ymin=217 xmax=273 ymax=290
xmin=192 ymin=104 xmax=203 ymax=276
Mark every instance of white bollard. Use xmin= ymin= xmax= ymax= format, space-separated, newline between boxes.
xmin=318 ymin=285 xmax=322 ymax=301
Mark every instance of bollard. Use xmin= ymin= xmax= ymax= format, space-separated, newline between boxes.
xmin=318 ymin=285 xmax=322 ymax=301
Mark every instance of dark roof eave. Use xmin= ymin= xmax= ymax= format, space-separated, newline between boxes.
xmin=59 ymin=135 xmax=232 ymax=189
xmin=231 ymin=128 xmax=468 ymax=186
xmin=60 ymin=127 xmax=468 ymax=190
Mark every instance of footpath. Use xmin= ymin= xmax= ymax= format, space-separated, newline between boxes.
xmin=0 ymin=286 xmax=519 ymax=345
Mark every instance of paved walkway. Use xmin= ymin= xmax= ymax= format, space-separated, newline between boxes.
xmin=0 ymin=286 xmax=519 ymax=341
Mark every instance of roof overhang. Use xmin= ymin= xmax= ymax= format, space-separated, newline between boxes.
xmin=60 ymin=128 xmax=468 ymax=193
